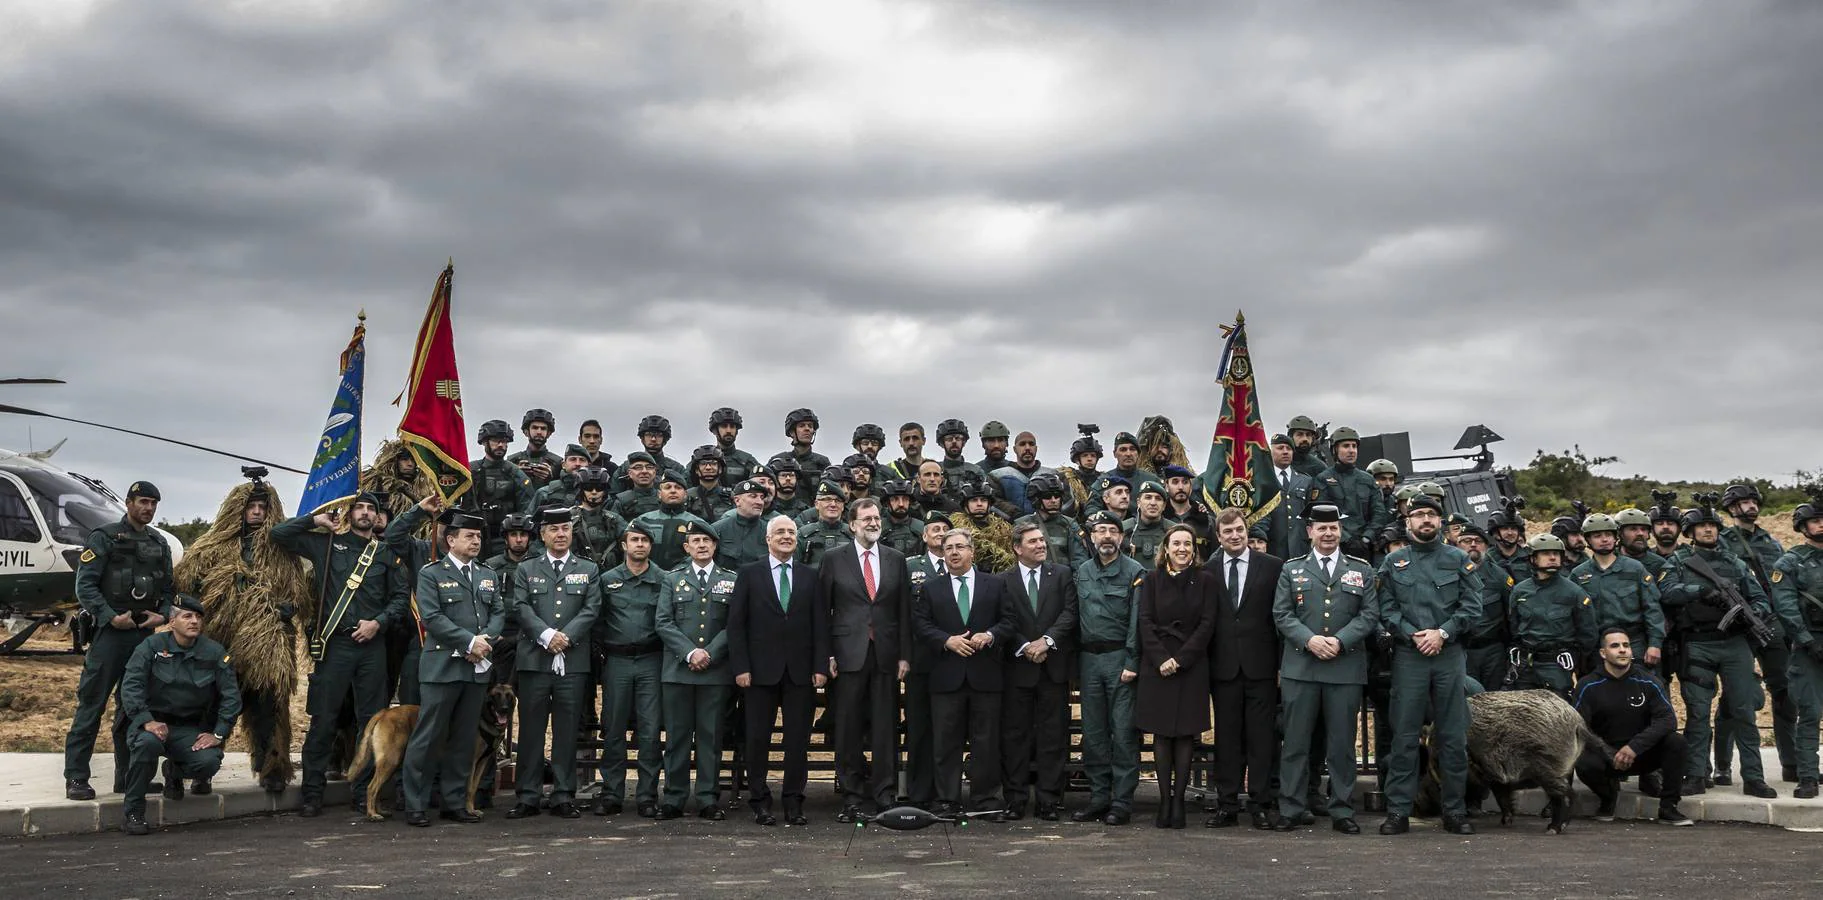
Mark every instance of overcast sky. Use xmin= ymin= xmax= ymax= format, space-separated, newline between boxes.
xmin=3 ymin=0 xmax=1819 ymax=521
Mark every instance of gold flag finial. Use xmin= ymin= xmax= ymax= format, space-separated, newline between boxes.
xmin=357 ymin=308 xmax=367 ymax=323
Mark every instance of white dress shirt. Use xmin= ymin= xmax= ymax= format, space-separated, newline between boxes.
xmin=539 ymin=553 xmax=576 ymax=674
xmin=1017 ymin=563 xmax=1048 ymax=657
xmin=1221 ymin=548 xmax=1252 ymax=605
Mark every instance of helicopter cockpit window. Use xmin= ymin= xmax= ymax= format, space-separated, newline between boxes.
xmin=13 ymin=468 xmax=117 ymax=546
xmin=0 ymin=479 xmax=43 ymax=544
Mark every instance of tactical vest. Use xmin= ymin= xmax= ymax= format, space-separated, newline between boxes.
xmin=102 ymin=523 xmax=171 ymax=613
xmin=572 ymin=505 xmax=623 ymax=566
xmin=474 ymin=460 xmax=523 ymax=517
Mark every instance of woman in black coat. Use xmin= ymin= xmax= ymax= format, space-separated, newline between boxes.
xmin=1134 ymin=524 xmax=1218 ymax=828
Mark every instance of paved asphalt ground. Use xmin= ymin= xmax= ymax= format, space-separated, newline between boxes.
xmin=6 ymin=792 xmax=1820 ymax=899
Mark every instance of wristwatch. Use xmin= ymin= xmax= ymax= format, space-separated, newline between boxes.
xmin=1437 ymin=628 xmax=1450 ymax=642
xmin=1043 ymin=635 xmax=1057 ymax=650
xmin=212 ymin=733 xmax=226 ymax=742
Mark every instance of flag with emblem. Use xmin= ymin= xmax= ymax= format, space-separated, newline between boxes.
xmin=394 ymin=261 xmax=472 ymax=505
xmin=1200 ymin=311 xmax=1279 ymax=525
xmin=297 ymin=313 xmax=366 ymax=517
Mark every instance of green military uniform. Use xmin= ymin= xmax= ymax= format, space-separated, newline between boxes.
xmin=118 ymin=626 xmax=241 ymax=825
xmin=796 ymin=518 xmax=853 ymax=567
xmin=1719 ymin=523 xmax=1795 ymax=782
xmin=383 ymin=506 xmax=440 ymax=706
xmin=880 ymin=511 xmax=925 ymax=558
xmin=467 ymin=457 xmax=532 ymax=556
xmin=1275 ymin=550 xmax=1379 ymax=821
xmin=1121 ymin=515 xmax=1174 ymax=571
xmin=594 ymin=558 xmax=668 ymax=809
xmin=512 ymin=553 xmax=601 ymax=807
xmin=630 ymin=505 xmax=713 ymax=572
xmin=269 ymin=514 xmax=409 ymax=808
xmin=1461 ymin=556 xmax=1515 ymax=691
xmin=788 ymin=447 xmax=832 ymax=477
xmin=404 ymin=554 xmax=505 ymax=814
xmin=508 ymin=446 xmax=564 ymax=490
xmin=526 ymin=472 xmax=578 ymax=515
xmin=64 ymin=514 xmax=174 ymax=792
xmin=1509 ymin=574 xmax=1597 ymax=699
xmin=718 ymin=446 xmax=762 ymax=486
xmin=1769 ymin=539 xmax=1823 ymax=785
xmin=1316 ymin=464 xmax=1390 ymax=558
xmin=1492 ymin=543 xmax=1535 ymax=584
xmin=1073 ymin=552 xmax=1145 ymax=816
xmin=571 ymin=503 xmax=627 ymax=569
xmin=939 ymin=456 xmax=987 ymax=500
xmin=772 ymin=492 xmax=811 ymax=521
xmin=685 ymin=484 xmax=734 ymax=524
xmin=1572 ymin=555 xmax=1665 ymax=656
xmin=712 ymin=510 xmax=773 ymax=571
xmin=656 ymin=561 xmax=738 ymax=811
xmin=1659 ymin=543 xmax=1772 ymax=784
xmin=1629 ymin=546 xmax=1669 ymax=581
xmin=1376 ymin=535 xmax=1483 ymax=821
xmin=1083 ymin=467 xmax=1154 ymax=518
xmin=902 ymin=550 xmax=945 ymax=805
xmin=1016 ymin=512 xmax=1085 ymax=571
xmin=614 ymin=486 xmax=660 ymax=521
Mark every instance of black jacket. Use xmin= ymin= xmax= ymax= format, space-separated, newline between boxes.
xmin=728 ymin=558 xmax=830 ymax=687
xmin=1572 ymin=667 xmax=1675 ymax=754
xmin=1206 ymin=551 xmax=1284 ymax=681
xmin=998 ymin=562 xmax=1080 ymax=686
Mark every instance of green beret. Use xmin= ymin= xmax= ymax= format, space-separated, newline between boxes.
xmin=174 ymin=594 xmax=206 ymax=617
xmin=126 ymin=481 xmax=161 ymax=501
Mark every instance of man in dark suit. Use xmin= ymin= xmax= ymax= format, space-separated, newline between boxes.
xmin=1265 ymin=435 xmax=1315 ymax=561
xmin=819 ymin=498 xmax=911 ymax=820
xmin=913 ymin=527 xmax=1018 ymax=816
xmin=998 ymin=522 xmax=1079 ymax=820
xmin=1206 ymin=507 xmax=1285 ymax=829
xmin=728 ymin=515 xmax=829 ymax=826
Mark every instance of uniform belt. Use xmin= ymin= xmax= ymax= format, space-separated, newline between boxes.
xmin=1464 ymin=634 xmax=1507 ymax=650
xmin=156 ymin=715 xmax=207 ymax=728
xmin=604 ymin=639 xmax=661 ymax=656
xmin=1081 ymin=640 xmax=1127 ymax=654
xmin=1519 ymin=642 xmax=1575 ymax=654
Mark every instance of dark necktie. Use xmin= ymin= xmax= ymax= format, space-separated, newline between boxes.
xmin=1026 ymin=568 xmax=1039 ymax=612
xmin=1228 ymin=557 xmax=1241 ymax=610
xmin=1279 ymin=469 xmax=1289 ymax=492
xmin=777 ymin=564 xmax=791 ymax=612
xmin=1321 ymin=556 xmax=1332 ymax=580
xmin=553 ymin=558 xmax=564 ymax=579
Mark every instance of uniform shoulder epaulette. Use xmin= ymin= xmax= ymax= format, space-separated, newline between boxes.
xmin=1343 ymin=554 xmax=1369 ymax=565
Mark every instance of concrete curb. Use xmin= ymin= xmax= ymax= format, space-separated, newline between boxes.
xmin=7 ymin=780 xmax=351 ymax=837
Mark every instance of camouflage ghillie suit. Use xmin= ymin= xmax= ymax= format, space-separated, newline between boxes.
xmin=949 ymin=511 xmax=1016 ymax=574
xmin=172 ymin=481 xmax=311 ymax=791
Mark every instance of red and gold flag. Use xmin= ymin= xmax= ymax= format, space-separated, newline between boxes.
xmin=395 ymin=261 xmax=472 ymax=505
xmin=1201 ymin=311 xmax=1279 ymax=525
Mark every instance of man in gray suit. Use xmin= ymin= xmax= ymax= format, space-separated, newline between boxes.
xmin=402 ymin=510 xmax=505 ymax=827
xmin=1271 ymin=504 xmax=1378 ymax=834
xmin=507 ymin=507 xmax=602 ymax=820
xmin=819 ymin=498 xmax=911 ymax=820
xmin=1266 ymin=434 xmax=1315 ymax=561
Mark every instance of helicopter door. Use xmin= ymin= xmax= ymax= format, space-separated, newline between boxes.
xmin=0 ymin=473 xmax=58 ymax=611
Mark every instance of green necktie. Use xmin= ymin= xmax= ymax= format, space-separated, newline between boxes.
xmin=956 ymin=576 xmax=971 ymax=621
xmin=777 ymin=563 xmax=791 ymax=612
xmin=1026 ymin=568 xmax=1039 ymax=612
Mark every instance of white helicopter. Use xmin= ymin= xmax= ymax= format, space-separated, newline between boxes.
xmin=0 ymin=378 xmax=303 ymax=654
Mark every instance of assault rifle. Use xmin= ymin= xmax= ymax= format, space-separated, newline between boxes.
xmin=1681 ymin=552 xmax=1777 ymax=648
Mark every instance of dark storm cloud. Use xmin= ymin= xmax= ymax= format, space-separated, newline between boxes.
xmin=2 ymin=0 xmax=1819 ymax=520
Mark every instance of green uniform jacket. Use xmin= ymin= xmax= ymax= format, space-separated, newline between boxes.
xmin=1509 ymin=574 xmax=1597 ymax=655
xmin=1072 ymin=553 xmax=1145 ymax=672
xmin=1492 ymin=544 xmax=1535 ymax=584
xmin=1463 ymin=555 xmax=1515 ymax=646
xmin=880 ymin=514 xmax=925 ymax=559
xmin=1375 ymin=540 xmax=1483 ymax=643
xmin=655 ymin=563 xmax=738 ymax=685
xmin=1083 ymin=467 xmax=1158 ymax=518
xmin=468 ymin=457 xmax=532 ymax=518
xmin=120 ymin=631 xmax=241 ymax=738
xmin=787 ymin=448 xmax=832 ymax=478
xmin=271 ymin=516 xmax=410 ymax=633
xmin=797 ymin=519 xmax=853 ymax=567
xmin=594 ymin=561 xmax=666 ymax=647
xmin=571 ymin=504 xmax=627 ymax=569
xmin=718 ymin=446 xmax=762 ymax=486
xmin=904 ymin=551 xmax=947 ymax=673
xmin=483 ymin=550 xmax=534 ymax=594
xmin=629 ymin=505 xmax=714 ymax=572
xmin=613 ymin=486 xmax=660 ymax=522
xmin=1121 ymin=516 xmax=1175 ymax=571
xmin=1571 ymin=555 xmax=1665 ymax=649
xmin=1275 ymin=552 xmax=1379 ymax=684
xmin=1628 ymin=548 xmax=1668 ymax=581
xmin=512 ymin=555 xmax=602 ymax=675
xmin=1770 ymin=544 xmax=1823 ymax=649
xmin=1658 ymin=545 xmax=1771 ymax=633
xmin=685 ymin=483 xmax=734 ymax=524
xmin=75 ymin=518 xmax=175 ymax=621
xmin=1314 ymin=464 xmax=1389 ymax=548
xmin=1722 ymin=525 xmax=1784 ymax=583
xmin=415 ymin=557 xmax=506 ymax=684
xmin=526 ymin=474 xmax=578 ymax=516
xmin=507 ymin=448 xmax=564 ymax=489
xmin=713 ymin=511 xmax=775 ymax=571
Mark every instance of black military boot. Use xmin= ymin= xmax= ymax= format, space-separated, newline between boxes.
xmin=1794 ymin=778 xmax=1819 ymax=800
xmin=1743 ymin=780 xmax=1778 ymax=799
xmin=66 ymin=779 xmax=96 ymax=801
xmin=162 ymin=760 xmax=185 ymax=801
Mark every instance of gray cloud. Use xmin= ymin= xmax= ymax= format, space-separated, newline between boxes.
xmin=3 ymin=0 xmax=1819 ymax=521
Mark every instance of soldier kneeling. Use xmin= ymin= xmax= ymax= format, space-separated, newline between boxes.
xmin=119 ymin=595 xmax=242 ymax=835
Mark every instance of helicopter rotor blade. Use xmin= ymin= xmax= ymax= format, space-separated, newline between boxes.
xmin=0 ymin=378 xmax=67 ymax=385
xmin=0 ymin=403 xmax=307 ymax=475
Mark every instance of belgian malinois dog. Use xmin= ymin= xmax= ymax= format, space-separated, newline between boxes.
xmin=350 ymin=683 xmax=516 ymax=821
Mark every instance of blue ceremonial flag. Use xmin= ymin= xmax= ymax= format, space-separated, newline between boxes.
xmin=298 ymin=314 xmax=367 ymax=517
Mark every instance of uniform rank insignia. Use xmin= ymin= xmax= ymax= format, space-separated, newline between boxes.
xmin=1771 ymin=570 xmax=1783 ymax=583
xmin=156 ymin=650 xmax=173 ymax=658
xmin=1393 ymin=559 xmax=1410 ymax=569
xmin=1465 ymin=562 xmax=1476 ymax=572
xmin=79 ymin=549 xmax=96 ymax=563
xmin=606 ymin=582 xmax=623 ymax=590
xmin=678 ymin=525 xmax=688 ymax=533
xmin=222 ymin=654 xmax=231 ymax=664
xmin=1341 ymin=570 xmax=1366 ymax=589
xmin=440 ymin=580 xmax=459 ymax=589
xmin=676 ymin=580 xmax=689 ymax=590
xmin=564 ymin=573 xmax=588 ymax=585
